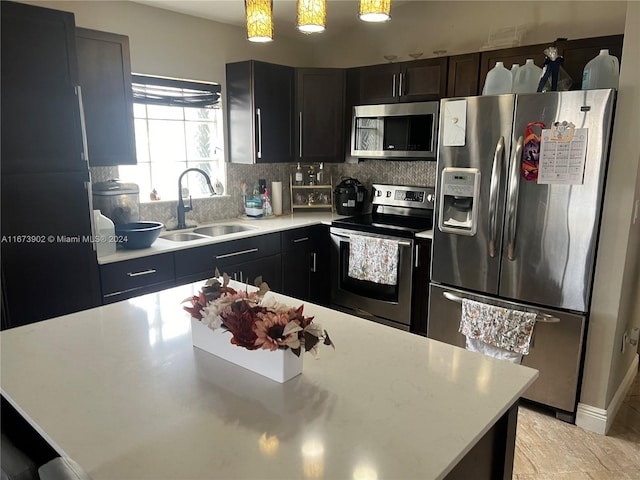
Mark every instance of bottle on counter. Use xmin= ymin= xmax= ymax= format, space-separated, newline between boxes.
xmin=295 ymin=163 xmax=304 ymax=185
xmin=316 ymin=162 xmax=325 ymax=185
xmin=307 ymin=165 xmax=315 ymax=185
xmin=263 ymin=188 xmax=273 ymax=216
xmin=94 ymin=210 xmax=116 ymax=258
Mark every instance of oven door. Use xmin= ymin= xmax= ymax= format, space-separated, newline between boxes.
xmin=329 ymin=226 xmax=414 ymax=330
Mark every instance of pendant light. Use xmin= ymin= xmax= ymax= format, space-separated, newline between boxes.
xmin=296 ymin=0 xmax=326 ymax=34
xmin=359 ymin=0 xmax=391 ymax=23
xmin=245 ymin=0 xmax=273 ymax=42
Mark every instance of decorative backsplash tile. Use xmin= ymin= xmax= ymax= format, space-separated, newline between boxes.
xmin=90 ymin=160 xmax=436 ymax=228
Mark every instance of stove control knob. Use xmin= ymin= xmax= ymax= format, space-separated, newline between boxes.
xmin=386 ymin=191 xmax=392 ymax=197
xmin=376 ymin=190 xmax=382 ymax=196
xmin=427 ymin=194 xmax=435 ymax=204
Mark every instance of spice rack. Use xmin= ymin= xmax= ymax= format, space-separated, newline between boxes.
xmin=290 ymin=164 xmax=333 ymax=211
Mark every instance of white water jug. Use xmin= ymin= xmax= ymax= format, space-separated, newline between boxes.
xmin=94 ymin=209 xmax=116 ymax=258
xmin=482 ymin=61 xmax=512 ymax=95
xmin=512 ymin=59 xmax=543 ymax=93
xmin=582 ymin=49 xmax=619 ymax=89
xmin=510 ymin=63 xmax=520 ymax=86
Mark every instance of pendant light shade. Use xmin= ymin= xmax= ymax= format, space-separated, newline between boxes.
xmin=359 ymin=0 xmax=391 ymax=22
xmin=296 ymin=0 xmax=326 ymax=33
xmin=245 ymin=0 xmax=273 ymax=42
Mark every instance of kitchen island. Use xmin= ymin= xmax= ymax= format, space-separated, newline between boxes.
xmin=0 ymin=281 xmax=537 ymax=479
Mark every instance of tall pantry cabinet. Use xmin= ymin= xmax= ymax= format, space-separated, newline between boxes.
xmin=1 ymin=1 xmax=101 ymax=329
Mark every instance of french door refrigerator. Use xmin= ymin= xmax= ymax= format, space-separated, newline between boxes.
xmin=427 ymin=89 xmax=615 ymax=421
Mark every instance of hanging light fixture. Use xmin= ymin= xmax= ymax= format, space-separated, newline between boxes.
xmin=359 ymin=0 xmax=391 ymax=23
xmin=245 ymin=0 xmax=273 ymax=42
xmin=296 ymin=0 xmax=326 ymax=34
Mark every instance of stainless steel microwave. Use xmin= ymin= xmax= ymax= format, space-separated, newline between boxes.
xmin=350 ymin=101 xmax=439 ymax=160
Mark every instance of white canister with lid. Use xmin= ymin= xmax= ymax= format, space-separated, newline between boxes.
xmin=94 ymin=209 xmax=116 ymax=258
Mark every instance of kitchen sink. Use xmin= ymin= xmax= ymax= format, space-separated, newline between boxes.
xmin=162 ymin=232 xmax=209 ymax=242
xmin=192 ymin=224 xmax=257 ymax=237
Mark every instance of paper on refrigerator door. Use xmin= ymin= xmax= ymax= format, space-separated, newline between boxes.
xmin=537 ymin=127 xmax=588 ymax=185
xmin=442 ymin=100 xmax=467 ymax=146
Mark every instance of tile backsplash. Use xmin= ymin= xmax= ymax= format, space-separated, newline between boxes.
xmin=90 ymin=160 xmax=436 ymax=228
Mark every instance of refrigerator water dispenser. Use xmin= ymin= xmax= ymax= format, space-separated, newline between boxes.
xmin=438 ymin=167 xmax=480 ymax=235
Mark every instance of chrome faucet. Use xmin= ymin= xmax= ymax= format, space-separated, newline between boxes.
xmin=177 ymin=168 xmax=215 ymax=230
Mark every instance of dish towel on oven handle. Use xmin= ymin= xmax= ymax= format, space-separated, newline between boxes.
xmin=459 ymin=298 xmax=537 ymax=364
xmin=348 ymin=234 xmax=399 ymax=285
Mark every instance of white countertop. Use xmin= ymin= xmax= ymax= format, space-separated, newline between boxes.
xmin=98 ymin=213 xmax=433 ymax=264
xmin=0 ymin=281 xmax=537 ymax=480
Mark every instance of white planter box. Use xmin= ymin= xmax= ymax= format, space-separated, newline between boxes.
xmin=190 ymin=318 xmax=303 ymax=383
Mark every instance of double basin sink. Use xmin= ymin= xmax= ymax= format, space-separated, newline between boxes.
xmin=162 ymin=224 xmax=257 ymax=242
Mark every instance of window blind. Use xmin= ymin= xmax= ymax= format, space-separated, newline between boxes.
xmin=132 ymin=74 xmax=221 ymax=108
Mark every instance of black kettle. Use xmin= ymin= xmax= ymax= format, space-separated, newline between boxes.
xmin=334 ymin=177 xmax=367 ymax=215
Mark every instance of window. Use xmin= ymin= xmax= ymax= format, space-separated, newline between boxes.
xmin=118 ymin=75 xmax=224 ymax=202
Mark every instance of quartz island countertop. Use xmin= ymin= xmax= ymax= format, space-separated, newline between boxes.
xmin=0 ymin=281 xmax=537 ymax=479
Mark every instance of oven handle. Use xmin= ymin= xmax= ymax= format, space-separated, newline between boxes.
xmin=330 ymin=228 xmax=412 ymax=246
xmin=442 ymin=291 xmax=560 ymax=323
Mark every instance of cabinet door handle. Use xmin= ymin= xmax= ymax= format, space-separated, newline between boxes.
xmin=239 ymin=271 xmax=244 ymax=283
xmin=415 ymin=244 xmax=419 ymax=268
xmin=85 ymin=181 xmax=97 ymax=252
xmin=75 ymin=85 xmax=90 ymax=164
xmin=127 ymin=269 xmax=156 ymax=277
xmin=293 ymin=237 xmax=309 ymax=243
xmin=256 ymin=108 xmax=263 ymax=159
xmin=299 ymin=111 xmax=303 ymax=157
xmin=215 ymin=248 xmax=258 ymax=260
xmin=311 ymin=252 xmax=317 ymax=273
xmin=392 ymin=74 xmax=397 ymax=97
xmin=399 ymin=72 xmax=404 ymax=97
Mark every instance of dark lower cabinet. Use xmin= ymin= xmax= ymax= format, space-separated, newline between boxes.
xmin=411 ymin=238 xmax=431 ymax=336
xmin=100 ymin=253 xmax=176 ymax=304
xmin=174 ymin=233 xmax=282 ymax=287
xmin=281 ymin=225 xmax=330 ymax=306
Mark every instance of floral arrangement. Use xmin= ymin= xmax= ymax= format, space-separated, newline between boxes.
xmin=183 ymin=272 xmax=333 ymax=357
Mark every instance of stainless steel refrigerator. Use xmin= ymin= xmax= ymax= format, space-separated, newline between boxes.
xmin=427 ymin=89 xmax=615 ymax=422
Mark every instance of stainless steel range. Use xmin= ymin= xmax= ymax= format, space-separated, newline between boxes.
xmin=330 ymin=184 xmax=435 ymax=331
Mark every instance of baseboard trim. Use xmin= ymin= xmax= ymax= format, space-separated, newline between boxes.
xmin=576 ymin=354 xmax=639 ymax=435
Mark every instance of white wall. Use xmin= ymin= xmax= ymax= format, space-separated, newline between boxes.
xmin=581 ymin=0 xmax=640 ymax=414
xmin=23 ymin=0 xmax=314 ymax=84
xmin=313 ymin=1 xmax=627 ymax=67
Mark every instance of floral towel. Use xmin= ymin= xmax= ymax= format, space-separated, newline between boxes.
xmin=459 ymin=299 xmax=537 ymax=355
xmin=348 ymin=234 xmax=399 ymax=285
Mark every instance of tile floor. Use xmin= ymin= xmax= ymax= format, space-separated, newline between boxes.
xmin=513 ymin=367 xmax=640 ymax=479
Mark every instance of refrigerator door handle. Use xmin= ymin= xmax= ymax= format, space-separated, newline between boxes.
xmin=85 ymin=181 xmax=97 ymax=252
xmin=506 ymin=136 xmax=524 ymax=261
xmin=488 ymin=136 xmax=505 ymax=258
xmin=442 ymin=291 xmax=560 ymax=323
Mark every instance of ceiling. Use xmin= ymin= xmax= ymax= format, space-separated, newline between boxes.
xmin=131 ymin=0 xmax=406 ymax=40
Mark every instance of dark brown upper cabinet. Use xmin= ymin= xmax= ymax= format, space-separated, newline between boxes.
xmin=226 ymin=60 xmax=294 ymax=164
xmin=76 ymin=28 xmax=137 ymax=166
xmin=556 ymin=35 xmax=624 ymax=91
xmin=1 ymin=1 xmax=86 ymax=175
xmin=295 ymin=68 xmax=346 ymax=164
xmin=355 ymin=57 xmax=448 ymax=105
xmin=446 ymin=53 xmax=481 ymax=98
